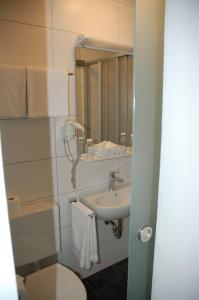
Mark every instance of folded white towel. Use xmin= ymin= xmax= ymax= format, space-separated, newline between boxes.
xmin=72 ymin=202 xmax=98 ymax=270
xmin=0 ymin=64 xmax=26 ymax=119
xmin=27 ymin=66 xmax=68 ymax=117
xmin=95 ymin=140 xmax=126 ymax=158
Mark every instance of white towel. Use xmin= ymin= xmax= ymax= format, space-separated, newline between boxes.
xmin=95 ymin=140 xmax=126 ymax=158
xmin=72 ymin=202 xmax=98 ymax=270
xmin=0 ymin=64 xmax=26 ymax=118
xmin=27 ymin=66 xmax=68 ymax=117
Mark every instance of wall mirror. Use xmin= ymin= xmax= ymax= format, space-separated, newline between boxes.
xmin=75 ymin=47 xmax=133 ymax=146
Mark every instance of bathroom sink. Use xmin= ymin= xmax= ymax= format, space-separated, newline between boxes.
xmin=80 ymin=184 xmax=131 ymax=220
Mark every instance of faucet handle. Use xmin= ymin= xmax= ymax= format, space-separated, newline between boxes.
xmin=110 ymin=170 xmax=120 ymax=178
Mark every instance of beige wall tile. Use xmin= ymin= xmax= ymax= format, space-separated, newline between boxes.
xmin=114 ymin=0 xmax=133 ymax=6
xmin=0 ymin=20 xmax=52 ymax=66
xmin=0 ymin=0 xmax=51 ymax=27
xmin=119 ymin=4 xmax=134 ymax=45
xmin=0 ymin=118 xmax=56 ymax=164
xmin=4 ymin=158 xmax=58 ymax=203
xmin=52 ymin=0 xmax=119 ymax=42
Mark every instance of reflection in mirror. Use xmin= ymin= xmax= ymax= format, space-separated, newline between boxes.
xmin=76 ymin=47 xmax=133 ymax=146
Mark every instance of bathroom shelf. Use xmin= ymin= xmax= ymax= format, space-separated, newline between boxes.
xmin=80 ymin=151 xmax=132 ymax=163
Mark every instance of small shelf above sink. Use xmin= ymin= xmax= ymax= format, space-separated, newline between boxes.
xmin=80 ymin=150 xmax=132 ymax=163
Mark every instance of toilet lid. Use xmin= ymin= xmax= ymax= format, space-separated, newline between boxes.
xmin=25 ymin=263 xmax=87 ymax=300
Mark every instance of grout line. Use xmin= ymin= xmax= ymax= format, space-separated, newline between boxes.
xmin=50 ymin=0 xmax=55 ymax=68
xmin=20 ymin=193 xmax=58 ymax=205
xmin=52 ymin=118 xmax=60 ymax=200
xmin=0 ymin=17 xmax=52 ymax=30
xmin=4 ymin=156 xmax=56 ymax=166
xmin=0 ymin=17 xmax=81 ymax=36
xmin=111 ymin=0 xmax=133 ymax=8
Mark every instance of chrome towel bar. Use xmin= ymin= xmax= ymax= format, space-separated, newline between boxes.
xmin=69 ymin=197 xmax=96 ymax=218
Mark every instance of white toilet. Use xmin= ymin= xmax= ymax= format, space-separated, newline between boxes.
xmin=25 ymin=263 xmax=86 ymax=300
xmin=10 ymin=200 xmax=87 ymax=300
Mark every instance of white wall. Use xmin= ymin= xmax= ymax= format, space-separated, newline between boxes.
xmin=152 ymin=0 xmax=199 ymax=299
xmin=0 ymin=0 xmax=133 ymax=277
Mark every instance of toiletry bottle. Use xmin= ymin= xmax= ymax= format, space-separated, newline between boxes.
xmin=86 ymin=138 xmax=94 ymax=160
xmin=120 ymin=132 xmax=127 ymax=151
xmin=127 ymin=134 xmax=133 ymax=154
xmin=78 ymin=137 xmax=85 ymax=155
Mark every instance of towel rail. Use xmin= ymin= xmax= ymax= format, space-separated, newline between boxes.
xmin=69 ymin=197 xmax=96 ymax=218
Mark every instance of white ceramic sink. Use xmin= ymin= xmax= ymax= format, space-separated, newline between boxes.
xmin=80 ymin=183 xmax=131 ymax=220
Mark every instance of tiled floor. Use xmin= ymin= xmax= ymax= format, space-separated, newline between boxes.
xmin=83 ymin=259 xmax=128 ymax=300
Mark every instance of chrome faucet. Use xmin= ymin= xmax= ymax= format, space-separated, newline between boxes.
xmin=109 ymin=171 xmax=124 ymax=191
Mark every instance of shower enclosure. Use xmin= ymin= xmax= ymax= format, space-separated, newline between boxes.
xmin=76 ymin=48 xmax=133 ymax=145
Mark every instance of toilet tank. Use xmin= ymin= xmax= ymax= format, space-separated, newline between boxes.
xmin=9 ymin=199 xmax=60 ymax=267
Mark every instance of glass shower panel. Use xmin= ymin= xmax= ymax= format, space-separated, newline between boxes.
xmin=101 ymin=56 xmax=133 ymax=144
xmin=101 ymin=59 xmax=118 ymax=143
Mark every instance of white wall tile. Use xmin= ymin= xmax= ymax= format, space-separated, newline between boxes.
xmin=61 ymin=239 xmax=118 ymax=278
xmin=123 ymin=216 xmax=130 ymax=234
xmin=52 ymin=29 xmax=78 ymax=115
xmin=61 ymin=226 xmax=73 ymax=258
xmin=61 ymin=255 xmax=102 ymax=278
xmin=4 ymin=158 xmax=58 ymax=203
xmin=54 ymin=117 xmax=78 ymax=157
xmin=0 ymin=20 xmax=52 ymax=67
xmin=98 ymin=239 xmax=118 ymax=268
xmin=52 ymin=0 xmax=119 ymax=42
xmin=52 ymin=29 xmax=78 ymax=71
xmin=0 ymin=0 xmax=51 ymax=27
xmin=57 ymin=157 xmax=118 ymax=194
xmin=59 ymin=192 xmax=78 ymax=228
xmin=119 ymin=4 xmax=134 ymax=45
xmin=97 ymin=219 xmax=115 ymax=244
xmin=118 ymin=156 xmax=132 ymax=179
xmin=0 ymin=118 xmax=56 ymax=164
xmin=115 ymin=234 xmax=129 ymax=261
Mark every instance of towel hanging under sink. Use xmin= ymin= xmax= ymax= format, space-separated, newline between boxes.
xmin=72 ymin=201 xmax=99 ymax=270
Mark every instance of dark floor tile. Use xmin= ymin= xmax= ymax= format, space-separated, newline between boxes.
xmin=112 ymin=259 xmax=128 ymax=279
xmin=84 ymin=266 xmax=122 ymax=292
xmin=83 ymin=281 xmax=100 ymax=300
xmin=98 ymin=279 xmax=127 ymax=300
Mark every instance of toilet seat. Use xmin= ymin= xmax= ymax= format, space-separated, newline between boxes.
xmin=25 ymin=263 xmax=87 ymax=300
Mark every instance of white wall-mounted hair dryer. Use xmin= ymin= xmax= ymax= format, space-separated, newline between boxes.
xmin=63 ymin=119 xmax=85 ymax=141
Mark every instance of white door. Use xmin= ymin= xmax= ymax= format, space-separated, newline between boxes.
xmin=152 ymin=1 xmax=199 ymax=299
xmin=127 ymin=0 xmax=165 ymax=298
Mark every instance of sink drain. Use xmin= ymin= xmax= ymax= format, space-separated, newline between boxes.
xmin=104 ymin=219 xmax=122 ymax=239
